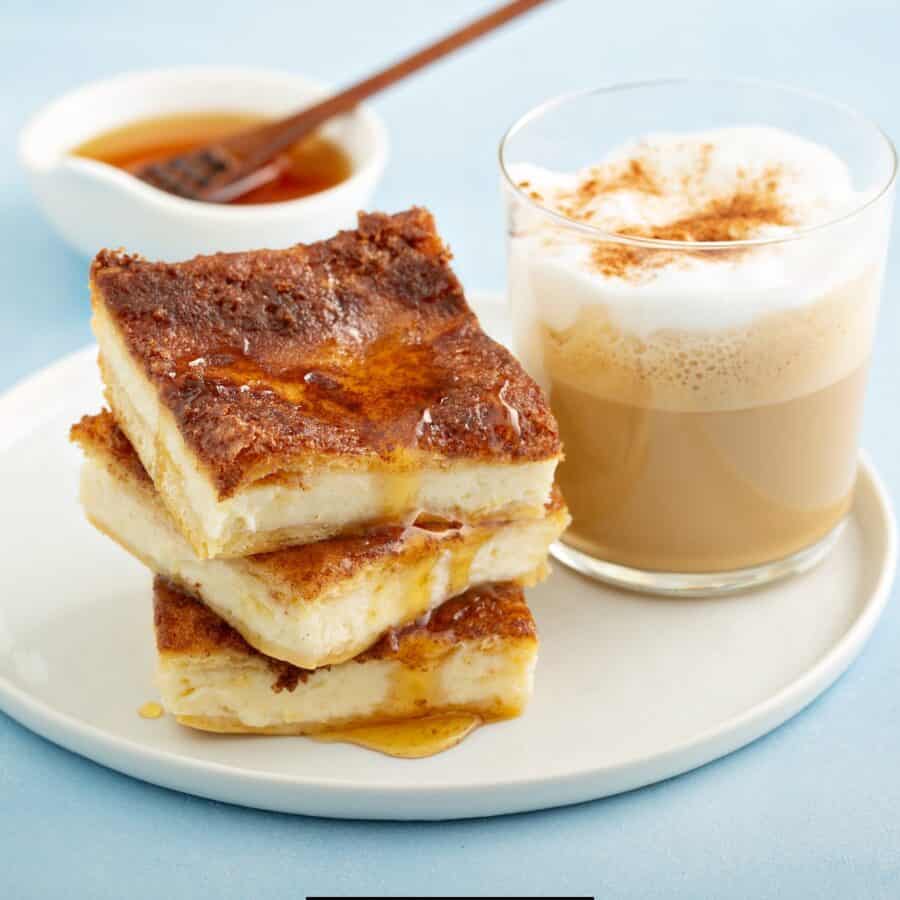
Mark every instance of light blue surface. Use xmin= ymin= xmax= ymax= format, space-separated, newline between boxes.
xmin=2 ymin=1 xmax=899 ymax=896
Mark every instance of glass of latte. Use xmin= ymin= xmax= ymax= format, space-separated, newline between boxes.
xmin=500 ymin=79 xmax=895 ymax=595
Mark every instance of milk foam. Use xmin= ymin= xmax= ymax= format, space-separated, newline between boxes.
xmin=508 ymin=127 xmax=884 ymax=336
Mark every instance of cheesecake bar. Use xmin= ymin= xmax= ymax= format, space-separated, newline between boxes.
xmin=73 ymin=411 xmax=568 ymax=668
xmin=90 ymin=208 xmax=562 ymax=558
xmin=154 ymin=576 xmax=538 ymax=735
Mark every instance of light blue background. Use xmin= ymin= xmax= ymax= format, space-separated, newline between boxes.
xmin=2 ymin=1 xmax=899 ymax=896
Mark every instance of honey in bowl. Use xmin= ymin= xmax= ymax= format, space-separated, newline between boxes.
xmin=71 ymin=112 xmax=353 ymax=205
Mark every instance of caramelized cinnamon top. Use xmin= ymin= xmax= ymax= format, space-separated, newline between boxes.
xmin=70 ymin=409 xmax=153 ymax=487
xmin=152 ymin=576 xmax=536 ymax=693
xmin=91 ymin=209 xmax=561 ymax=497
xmin=154 ymin=577 xmax=252 ymax=658
xmin=356 ymin=581 xmax=537 ymax=666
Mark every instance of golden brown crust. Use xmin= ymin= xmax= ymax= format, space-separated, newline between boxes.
xmin=174 ymin=706 xmax=519 ymax=736
xmin=153 ymin=576 xmax=535 ymax=691
xmin=249 ymin=528 xmax=435 ymax=597
xmin=154 ymin=577 xmax=250 ymax=657
xmin=91 ymin=208 xmax=561 ymax=497
xmin=70 ymin=409 xmax=152 ymax=488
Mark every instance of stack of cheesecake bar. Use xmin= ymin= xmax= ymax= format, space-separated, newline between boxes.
xmin=70 ymin=208 xmax=567 ymax=749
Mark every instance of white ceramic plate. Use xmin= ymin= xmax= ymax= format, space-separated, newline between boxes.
xmin=0 ymin=293 xmax=895 ymax=820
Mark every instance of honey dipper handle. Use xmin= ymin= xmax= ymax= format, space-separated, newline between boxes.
xmin=203 ymin=0 xmax=553 ymax=200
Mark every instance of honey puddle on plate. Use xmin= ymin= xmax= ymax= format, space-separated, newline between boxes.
xmin=312 ymin=713 xmax=482 ymax=758
xmin=138 ymin=701 xmax=164 ymax=720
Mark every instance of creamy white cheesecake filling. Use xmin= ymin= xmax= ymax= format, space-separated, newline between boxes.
xmin=94 ymin=305 xmax=558 ymax=558
xmin=81 ymin=457 xmax=564 ymax=668
xmin=158 ymin=640 xmax=537 ymax=732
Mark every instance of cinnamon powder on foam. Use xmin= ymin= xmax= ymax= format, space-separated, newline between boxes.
xmin=518 ymin=145 xmax=794 ymax=281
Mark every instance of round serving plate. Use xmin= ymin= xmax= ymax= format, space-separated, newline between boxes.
xmin=0 ymin=293 xmax=894 ymax=820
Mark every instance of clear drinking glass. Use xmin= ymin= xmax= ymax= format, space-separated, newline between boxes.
xmin=500 ymin=79 xmax=896 ymax=595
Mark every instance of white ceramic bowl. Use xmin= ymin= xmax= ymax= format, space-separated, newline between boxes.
xmin=19 ymin=66 xmax=389 ymax=260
